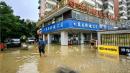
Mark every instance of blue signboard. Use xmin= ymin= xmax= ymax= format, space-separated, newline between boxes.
xmin=99 ymin=24 xmax=113 ymax=30
xmin=119 ymin=46 xmax=130 ymax=55
xmin=42 ymin=19 xmax=113 ymax=33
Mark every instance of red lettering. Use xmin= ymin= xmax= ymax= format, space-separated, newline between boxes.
xmin=92 ymin=9 xmax=96 ymax=15
xmin=103 ymin=13 xmax=106 ymax=18
xmin=67 ymin=0 xmax=115 ymax=20
xmin=88 ymin=8 xmax=91 ymax=14
xmin=68 ymin=1 xmax=74 ymax=8
xmin=81 ymin=4 xmax=85 ymax=11
xmin=109 ymin=15 xmax=110 ymax=19
xmin=96 ymin=11 xmax=99 ymax=17
xmin=93 ymin=9 xmax=97 ymax=16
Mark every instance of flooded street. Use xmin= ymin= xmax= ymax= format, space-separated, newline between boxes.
xmin=0 ymin=44 xmax=130 ymax=73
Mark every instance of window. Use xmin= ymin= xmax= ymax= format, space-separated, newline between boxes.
xmin=76 ymin=13 xmax=80 ymax=19
xmin=97 ymin=4 xmax=102 ymax=9
xmin=99 ymin=18 xmax=103 ymax=24
xmin=120 ymin=12 xmax=126 ymax=16
xmin=108 ymin=5 xmax=113 ymax=10
xmin=80 ymin=13 xmax=86 ymax=20
xmin=46 ymin=3 xmax=53 ymax=9
xmin=55 ymin=15 xmax=63 ymax=22
xmin=128 ymin=8 xmax=130 ymax=10
xmin=120 ymin=1 xmax=126 ymax=5
xmin=50 ymin=0 xmax=57 ymax=2
xmin=94 ymin=17 xmax=99 ymax=24
xmin=85 ymin=14 xmax=89 ymax=21
xmin=127 ymin=3 xmax=130 ymax=6
xmin=72 ymin=11 xmax=77 ymax=19
xmin=72 ymin=11 xmax=81 ymax=20
xmin=103 ymin=4 xmax=108 ymax=9
xmin=89 ymin=15 xmax=94 ymax=22
xmin=120 ymin=7 xmax=127 ymax=11
xmin=128 ymin=12 xmax=130 ymax=15
xmin=72 ymin=10 xmax=101 ymax=24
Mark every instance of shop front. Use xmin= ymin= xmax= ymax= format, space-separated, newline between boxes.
xmin=42 ymin=19 xmax=112 ymax=45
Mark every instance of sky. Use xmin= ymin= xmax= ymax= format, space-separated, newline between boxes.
xmin=2 ymin=0 xmax=39 ymax=21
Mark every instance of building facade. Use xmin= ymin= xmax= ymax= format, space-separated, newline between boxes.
xmin=119 ymin=0 xmax=128 ymax=20
xmin=38 ymin=0 xmax=57 ymax=19
xmin=38 ymin=0 xmax=119 ymax=45
xmin=127 ymin=0 xmax=130 ymax=20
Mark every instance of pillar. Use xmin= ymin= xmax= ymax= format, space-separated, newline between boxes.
xmin=61 ymin=31 xmax=68 ymax=45
xmin=81 ymin=33 xmax=85 ymax=44
xmin=47 ymin=34 xmax=51 ymax=44
xmin=97 ymin=32 xmax=101 ymax=45
xmin=43 ymin=34 xmax=45 ymax=41
xmin=91 ymin=32 xmax=93 ymax=40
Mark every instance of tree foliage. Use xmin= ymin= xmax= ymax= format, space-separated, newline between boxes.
xmin=0 ymin=1 xmax=36 ymax=42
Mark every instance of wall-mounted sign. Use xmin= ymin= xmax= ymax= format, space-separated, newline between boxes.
xmin=98 ymin=45 xmax=119 ymax=56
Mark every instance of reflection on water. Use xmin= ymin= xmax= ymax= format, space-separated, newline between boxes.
xmin=56 ymin=66 xmax=78 ymax=73
xmin=0 ymin=45 xmax=130 ymax=73
xmin=98 ymin=53 xmax=119 ymax=63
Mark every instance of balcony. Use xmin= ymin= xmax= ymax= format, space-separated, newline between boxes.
xmin=44 ymin=0 xmax=69 ymax=17
xmin=44 ymin=0 xmax=115 ymax=19
xmin=128 ymin=9 xmax=130 ymax=12
xmin=46 ymin=0 xmax=57 ymax=5
xmin=96 ymin=7 xmax=102 ymax=11
xmin=79 ymin=0 xmax=96 ymax=6
xmin=127 ymin=4 xmax=130 ymax=8
xmin=96 ymin=0 xmax=103 ymax=5
xmin=127 ymin=0 xmax=130 ymax=2
xmin=45 ymin=8 xmax=52 ymax=12
xmin=104 ymin=0 xmax=114 ymax=6
xmin=104 ymin=8 xmax=114 ymax=15
xmin=119 ymin=4 xmax=127 ymax=8
xmin=120 ymin=16 xmax=128 ymax=19
xmin=119 ymin=10 xmax=127 ymax=14
xmin=128 ymin=15 xmax=130 ymax=17
xmin=37 ymin=0 xmax=116 ymax=27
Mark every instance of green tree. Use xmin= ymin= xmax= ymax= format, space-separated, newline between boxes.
xmin=0 ymin=1 xmax=20 ymax=42
xmin=0 ymin=1 xmax=37 ymax=42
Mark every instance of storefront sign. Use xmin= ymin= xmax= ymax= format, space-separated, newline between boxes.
xmin=42 ymin=19 xmax=113 ymax=33
xmin=98 ymin=45 xmax=119 ymax=55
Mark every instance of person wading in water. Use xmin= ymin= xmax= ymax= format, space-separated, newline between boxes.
xmin=38 ymin=38 xmax=46 ymax=57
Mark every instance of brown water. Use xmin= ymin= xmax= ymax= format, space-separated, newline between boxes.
xmin=0 ymin=44 xmax=130 ymax=73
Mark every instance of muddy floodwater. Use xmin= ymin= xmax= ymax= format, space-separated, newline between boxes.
xmin=0 ymin=44 xmax=130 ymax=73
